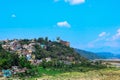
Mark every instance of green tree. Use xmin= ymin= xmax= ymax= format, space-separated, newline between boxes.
xmin=37 ymin=37 xmax=44 ymax=44
xmin=45 ymin=37 xmax=48 ymax=42
xmin=19 ymin=56 xmax=32 ymax=69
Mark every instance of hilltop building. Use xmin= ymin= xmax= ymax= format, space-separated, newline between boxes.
xmin=60 ymin=40 xmax=70 ymax=47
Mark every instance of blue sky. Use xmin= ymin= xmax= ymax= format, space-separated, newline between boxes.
xmin=0 ymin=0 xmax=120 ymax=53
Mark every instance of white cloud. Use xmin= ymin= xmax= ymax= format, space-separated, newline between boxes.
xmin=87 ymin=29 xmax=120 ymax=48
xmin=99 ymin=32 xmax=107 ymax=37
xmin=87 ymin=38 xmax=105 ymax=48
xmin=54 ymin=0 xmax=60 ymax=2
xmin=82 ymin=28 xmax=120 ymax=53
xmin=11 ymin=14 xmax=16 ymax=18
xmin=87 ymin=32 xmax=110 ymax=48
xmin=54 ymin=0 xmax=85 ymax=5
xmin=57 ymin=21 xmax=71 ymax=28
xmin=65 ymin=0 xmax=85 ymax=5
xmin=112 ymin=29 xmax=120 ymax=40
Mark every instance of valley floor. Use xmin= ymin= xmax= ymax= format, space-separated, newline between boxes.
xmin=31 ymin=68 xmax=120 ymax=80
xmin=1 ymin=68 xmax=120 ymax=80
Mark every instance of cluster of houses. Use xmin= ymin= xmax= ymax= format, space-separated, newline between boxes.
xmin=0 ymin=39 xmax=70 ymax=62
xmin=2 ymin=40 xmax=53 ymax=62
xmin=0 ymin=66 xmax=27 ymax=78
xmin=0 ymin=38 xmax=71 ymax=78
xmin=1 ymin=39 xmax=53 ymax=64
xmin=0 ymin=39 xmax=52 ymax=78
xmin=1 ymin=39 xmax=36 ymax=61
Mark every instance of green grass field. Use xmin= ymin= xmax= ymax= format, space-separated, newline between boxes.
xmin=28 ymin=68 xmax=120 ymax=80
xmin=1 ymin=67 xmax=120 ymax=80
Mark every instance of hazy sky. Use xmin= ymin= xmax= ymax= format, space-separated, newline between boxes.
xmin=0 ymin=0 xmax=120 ymax=53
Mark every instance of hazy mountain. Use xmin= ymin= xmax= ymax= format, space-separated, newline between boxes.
xmin=75 ymin=49 xmax=101 ymax=60
xmin=114 ymin=54 xmax=120 ymax=59
xmin=75 ymin=48 xmax=120 ymax=59
xmin=95 ymin=52 xmax=115 ymax=59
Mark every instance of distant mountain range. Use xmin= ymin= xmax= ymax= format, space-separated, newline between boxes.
xmin=75 ymin=49 xmax=120 ymax=60
xmin=95 ymin=52 xmax=120 ymax=59
xmin=114 ymin=54 xmax=120 ymax=58
xmin=75 ymin=49 xmax=100 ymax=60
xmin=95 ymin=52 xmax=115 ymax=59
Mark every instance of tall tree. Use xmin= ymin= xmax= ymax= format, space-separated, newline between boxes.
xmin=45 ymin=37 xmax=48 ymax=42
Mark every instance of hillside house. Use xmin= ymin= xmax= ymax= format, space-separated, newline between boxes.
xmin=40 ymin=44 xmax=46 ymax=49
xmin=2 ymin=69 xmax=12 ymax=77
xmin=26 ymin=53 xmax=32 ymax=61
xmin=45 ymin=57 xmax=52 ymax=62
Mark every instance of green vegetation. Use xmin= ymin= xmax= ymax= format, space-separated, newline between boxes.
xmin=9 ymin=68 xmax=120 ymax=80
xmin=0 ymin=44 xmax=32 ymax=70
xmin=0 ymin=44 xmax=17 ymax=69
xmin=0 ymin=37 xmax=115 ymax=79
xmin=35 ymin=68 xmax=120 ymax=80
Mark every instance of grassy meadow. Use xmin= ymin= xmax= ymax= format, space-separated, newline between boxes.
xmin=26 ymin=68 xmax=120 ymax=80
xmin=32 ymin=68 xmax=120 ymax=80
xmin=0 ymin=67 xmax=120 ymax=80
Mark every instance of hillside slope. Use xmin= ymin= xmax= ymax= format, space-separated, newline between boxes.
xmin=0 ymin=38 xmax=88 ymax=69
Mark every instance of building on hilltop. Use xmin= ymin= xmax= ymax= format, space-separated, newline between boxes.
xmin=60 ymin=40 xmax=70 ymax=47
